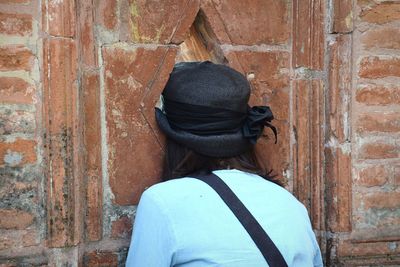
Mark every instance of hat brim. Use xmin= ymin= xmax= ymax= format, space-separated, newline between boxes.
xmin=155 ymin=108 xmax=251 ymax=158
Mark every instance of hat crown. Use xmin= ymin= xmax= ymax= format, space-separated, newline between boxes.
xmin=163 ymin=61 xmax=250 ymax=113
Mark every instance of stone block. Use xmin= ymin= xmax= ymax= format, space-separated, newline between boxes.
xmin=201 ymin=0 xmax=290 ymax=45
xmin=126 ymin=0 xmax=200 ymax=44
xmin=103 ymin=44 xmax=177 ymax=205
xmin=43 ymin=0 xmax=76 ymax=37
xmin=82 ymin=71 xmax=102 ymax=241
xmin=292 ymin=0 xmax=325 ymax=69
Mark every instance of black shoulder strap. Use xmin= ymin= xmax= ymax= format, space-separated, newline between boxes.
xmin=192 ymin=172 xmax=288 ymax=267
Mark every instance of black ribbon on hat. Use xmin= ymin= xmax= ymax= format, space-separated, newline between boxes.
xmin=163 ymin=97 xmax=277 ymax=145
xmin=243 ymin=106 xmax=277 ymax=144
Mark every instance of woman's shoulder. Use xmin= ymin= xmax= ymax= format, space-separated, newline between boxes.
xmin=141 ymin=169 xmax=299 ymax=206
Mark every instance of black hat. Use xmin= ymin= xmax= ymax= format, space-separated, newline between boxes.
xmin=155 ymin=61 xmax=276 ymax=158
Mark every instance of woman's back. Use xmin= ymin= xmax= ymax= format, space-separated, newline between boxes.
xmin=126 ymin=169 xmax=322 ymax=266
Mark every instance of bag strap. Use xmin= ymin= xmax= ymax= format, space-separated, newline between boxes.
xmin=191 ymin=172 xmax=288 ymax=267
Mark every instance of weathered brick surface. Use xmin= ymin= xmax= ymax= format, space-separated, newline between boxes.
xmin=359 ymin=56 xmax=400 ymax=78
xmin=103 ymin=45 xmax=177 ymax=205
xmin=292 ymin=0 xmax=325 ymax=69
xmin=0 ymin=0 xmax=30 ymax=3
xmin=0 ymin=229 xmax=39 ymax=250
xmin=0 ymin=77 xmax=35 ymax=104
xmin=0 ymin=209 xmax=34 ymax=229
xmin=292 ymin=80 xmax=324 ymax=230
xmin=83 ymin=251 xmax=119 ymax=267
xmin=359 ymin=1 xmax=400 ymax=24
xmin=0 ymin=45 xmax=33 ymax=71
xmin=96 ymin=0 xmax=118 ymax=30
xmin=361 ymin=27 xmax=400 ymax=50
xmin=111 ymin=216 xmax=132 ymax=239
xmin=42 ymin=0 xmax=76 ymax=37
xmin=43 ymin=38 xmax=81 ymax=247
xmin=359 ymin=142 xmax=399 ymax=160
xmin=82 ymin=71 xmax=102 ymax=241
xmin=357 ymin=113 xmax=400 ymax=133
xmin=0 ymin=12 xmax=32 ymax=36
xmin=0 ymin=139 xmax=36 ymax=167
xmin=356 ymin=85 xmax=400 ymax=106
xmin=394 ymin=166 xmax=400 ymax=186
xmin=202 ymin=0 xmax=290 ymax=45
xmin=0 ymin=108 xmax=35 ymax=135
xmin=356 ymin=165 xmax=388 ymax=187
xmin=78 ymin=0 xmax=97 ymax=67
xmin=126 ymin=0 xmax=199 ymax=44
xmin=362 ymin=192 xmax=400 ymax=209
xmin=331 ymin=0 xmax=353 ymax=33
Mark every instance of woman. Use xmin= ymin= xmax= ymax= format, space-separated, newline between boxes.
xmin=126 ymin=61 xmax=323 ymax=266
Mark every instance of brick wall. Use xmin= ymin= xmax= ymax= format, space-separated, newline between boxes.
xmin=0 ymin=0 xmax=399 ymax=266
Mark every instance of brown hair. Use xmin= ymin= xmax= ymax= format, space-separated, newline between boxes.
xmin=162 ymin=139 xmax=283 ymax=186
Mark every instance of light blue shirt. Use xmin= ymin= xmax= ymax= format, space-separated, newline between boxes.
xmin=126 ymin=169 xmax=323 ymax=266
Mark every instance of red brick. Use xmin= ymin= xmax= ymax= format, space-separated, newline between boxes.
xmin=43 ymin=0 xmax=76 ymax=37
xmin=360 ymin=2 xmax=400 ymax=24
xmin=0 ymin=77 xmax=35 ymax=104
xmin=331 ymin=0 xmax=353 ymax=33
xmin=43 ymin=38 xmax=80 ymax=247
xmin=82 ymin=71 xmax=102 ymax=241
xmin=0 ymin=229 xmax=39 ymax=250
xmin=0 ymin=0 xmax=30 ymax=3
xmin=202 ymin=0 xmax=290 ymax=45
xmin=0 ymin=109 xmax=35 ymax=135
xmin=338 ymin=240 xmax=400 ymax=258
xmin=356 ymin=165 xmax=388 ymax=187
xmin=97 ymin=0 xmax=117 ymax=30
xmin=0 ymin=139 xmax=36 ymax=167
xmin=356 ymin=85 xmax=400 ymax=106
xmin=103 ymin=45 xmax=177 ymax=205
xmin=292 ymin=0 xmax=325 ymax=69
xmin=357 ymin=113 xmax=400 ymax=133
xmin=0 ymin=209 xmax=34 ymax=229
xmin=83 ymin=251 xmax=118 ymax=267
xmin=111 ymin=216 xmax=132 ymax=239
xmin=79 ymin=0 xmax=97 ymax=67
xmin=326 ymin=34 xmax=352 ymax=232
xmin=394 ymin=166 xmax=400 ymax=186
xmin=0 ymin=12 xmax=32 ymax=36
xmin=361 ymin=27 xmax=400 ymax=50
xmin=359 ymin=142 xmax=399 ymax=159
xmin=359 ymin=56 xmax=400 ymax=79
xmin=292 ymin=80 xmax=324 ymax=230
xmin=363 ymin=192 xmax=400 ymax=209
xmin=127 ymin=0 xmax=199 ymax=44
xmin=0 ymin=45 xmax=33 ymax=71
xmin=328 ymin=34 xmax=352 ymax=143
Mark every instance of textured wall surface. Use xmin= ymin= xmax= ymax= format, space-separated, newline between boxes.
xmin=0 ymin=0 xmax=399 ymax=266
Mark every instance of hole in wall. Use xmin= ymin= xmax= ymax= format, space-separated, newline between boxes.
xmin=176 ymin=10 xmax=227 ymax=64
